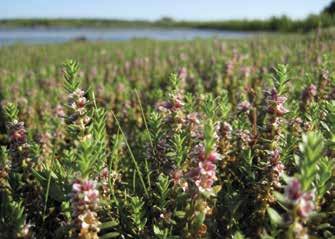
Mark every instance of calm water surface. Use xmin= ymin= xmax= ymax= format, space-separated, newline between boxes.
xmin=0 ymin=27 xmax=255 ymax=45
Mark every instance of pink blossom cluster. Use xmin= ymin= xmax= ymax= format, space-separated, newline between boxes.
xmin=34 ymin=131 xmax=53 ymax=157
xmin=157 ymin=90 xmax=187 ymax=138
xmin=301 ymin=84 xmax=317 ymax=108
xmin=7 ymin=120 xmax=31 ymax=169
xmin=171 ymin=169 xmax=189 ymax=192
xmin=68 ymin=89 xmax=87 ymax=114
xmin=184 ymin=142 xmax=221 ymax=237
xmin=186 ymin=112 xmax=203 ymax=139
xmin=268 ymin=149 xmax=285 ymax=186
xmin=266 ymin=88 xmax=289 ymax=117
xmin=8 ymin=120 xmax=27 ymax=146
xmin=158 ymin=92 xmax=184 ymax=113
xmin=237 ymin=100 xmax=251 ymax=114
xmin=98 ymin=167 xmax=110 ymax=198
xmin=55 ymin=104 xmax=66 ymax=118
xmin=189 ymin=145 xmax=220 ymax=194
xmin=70 ymin=178 xmax=101 ymax=239
xmin=67 ymin=88 xmax=90 ymax=126
xmin=290 ymin=117 xmax=304 ymax=134
xmin=237 ymin=129 xmax=253 ymax=149
xmin=178 ymin=67 xmax=188 ymax=82
xmin=220 ymin=122 xmax=233 ymax=140
xmin=285 ymin=179 xmax=315 ymax=219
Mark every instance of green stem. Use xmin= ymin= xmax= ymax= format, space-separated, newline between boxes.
xmin=135 ymin=89 xmax=152 ymax=188
xmin=112 ymin=111 xmax=149 ymax=197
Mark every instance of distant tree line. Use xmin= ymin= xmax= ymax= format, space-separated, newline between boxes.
xmin=1 ymin=1 xmax=335 ymax=32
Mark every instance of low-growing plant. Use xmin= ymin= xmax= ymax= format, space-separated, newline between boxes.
xmin=0 ymin=30 xmax=334 ymax=238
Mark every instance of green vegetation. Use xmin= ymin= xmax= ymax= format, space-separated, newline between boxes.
xmin=0 ymin=28 xmax=335 ymax=238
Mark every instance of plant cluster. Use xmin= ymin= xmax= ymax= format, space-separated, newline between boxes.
xmin=0 ymin=31 xmax=334 ymax=238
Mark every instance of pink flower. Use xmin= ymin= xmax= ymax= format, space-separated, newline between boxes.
xmin=10 ymin=128 xmax=26 ymax=143
xmin=267 ymin=89 xmax=289 ymax=116
xmin=275 ymin=103 xmax=289 ymax=116
xmin=237 ymin=100 xmax=251 ymax=113
xmin=188 ymin=167 xmax=201 ymax=180
xmin=285 ymin=179 xmax=315 ymax=219
xmin=178 ymin=67 xmax=188 ymax=81
xmin=8 ymin=121 xmax=27 ymax=144
xmin=55 ymin=104 xmax=65 ymax=118
xmin=285 ymin=179 xmax=302 ymax=202
xmin=87 ymin=190 xmax=99 ymax=202
xmin=195 ymin=175 xmax=215 ymax=192
xmin=238 ymin=130 xmax=252 ymax=145
xmin=76 ymin=97 xmax=87 ymax=108
xmin=307 ymin=84 xmax=317 ymax=97
xmin=269 ymin=149 xmax=280 ymax=164
xmin=187 ymin=113 xmax=201 ymax=125
xmin=190 ymin=146 xmax=220 ymax=193
xmin=173 ymin=97 xmax=184 ymax=109
xmin=171 ymin=169 xmax=189 ymax=191
xmin=100 ymin=167 xmax=109 ymax=179
xmin=207 ymin=151 xmax=220 ymax=162
xmin=72 ymin=183 xmax=82 ymax=192
xmin=276 ymin=96 xmax=287 ymax=104
xmin=273 ymin=162 xmax=285 ymax=176
xmin=199 ymin=161 xmax=216 ymax=176
xmin=221 ymin=122 xmax=232 ymax=139
xmin=73 ymin=88 xmax=85 ymax=97
xmin=70 ymin=178 xmax=100 ymax=237
xmin=157 ymin=93 xmax=184 ymax=112
xmin=297 ymin=192 xmax=315 ymax=218
xmin=302 ymin=84 xmax=317 ymax=103
xmin=81 ymin=180 xmax=94 ymax=191
xmin=193 ymin=144 xmax=206 ymax=161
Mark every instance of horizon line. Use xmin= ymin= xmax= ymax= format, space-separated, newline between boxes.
xmin=0 ymin=14 xmax=317 ymax=22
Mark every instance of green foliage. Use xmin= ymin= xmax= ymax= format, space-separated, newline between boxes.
xmin=129 ymin=196 xmax=147 ymax=234
xmin=89 ymin=107 xmax=108 ymax=172
xmin=4 ymin=103 xmax=19 ymax=122
xmin=63 ymin=60 xmax=80 ymax=94
xmin=0 ymin=195 xmax=26 ymax=238
xmin=169 ymin=134 xmax=186 ymax=167
xmin=267 ymin=207 xmax=283 ymax=226
xmin=218 ymin=90 xmax=231 ymax=120
xmin=0 ymin=31 xmax=334 ymax=238
xmin=203 ymin=119 xmax=216 ymax=154
xmin=273 ymin=64 xmax=289 ymax=94
xmin=155 ymin=174 xmax=171 ymax=209
xmin=323 ymin=1 xmax=335 ymax=15
xmin=297 ymin=132 xmax=325 ymax=192
xmin=233 ymin=231 xmax=246 ymax=239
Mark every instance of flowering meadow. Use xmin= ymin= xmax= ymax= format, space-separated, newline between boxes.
xmin=0 ymin=30 xmax=334 ymax=239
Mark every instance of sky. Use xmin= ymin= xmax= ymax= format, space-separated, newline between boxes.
xmin=0 ymin=0 xmax=332 ymax=21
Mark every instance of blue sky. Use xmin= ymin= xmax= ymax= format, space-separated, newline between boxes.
xmin=0 ymin=0 xmax=332 ymax=21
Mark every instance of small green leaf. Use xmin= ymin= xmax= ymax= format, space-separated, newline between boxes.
xmin=192 ymin=212 xmax=205 ymax=229
xmin=267 ymin=207 xmax=283 ymax=225
xmin=175 ymin=211 xmax=186 ymax=219
xmin=100 ymin=232 xmax=121 ymax=239
xmin=233 ymin=231 xmax=245 ymax=239
xmin=100 ymin=220 xmax=119 ymax=230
